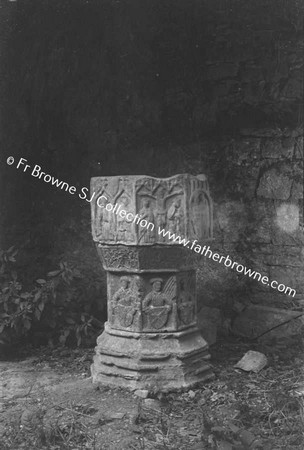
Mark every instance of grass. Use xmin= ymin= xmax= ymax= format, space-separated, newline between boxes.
xmin=1 ymin=336 xmax=304 ymax=449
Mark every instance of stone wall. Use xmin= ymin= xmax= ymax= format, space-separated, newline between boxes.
xmin=193 ymin=129 xmax=303 ymax=321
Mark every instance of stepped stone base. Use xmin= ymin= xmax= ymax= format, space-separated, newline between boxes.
xmin=91 ymin=322 xmax=213 ymax=392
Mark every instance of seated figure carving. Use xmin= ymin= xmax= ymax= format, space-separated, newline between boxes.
xmin=112 ymin=276 xmax=137 ymax=327
xmin=142 ymin=278 xmax=172 ymax=329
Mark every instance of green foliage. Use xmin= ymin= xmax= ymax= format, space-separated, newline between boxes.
xmin=0 ymin=246 xmax=103 ymax=348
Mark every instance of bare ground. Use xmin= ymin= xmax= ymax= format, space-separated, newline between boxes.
xmin=1 ymin=336 xmax=304 ymax=449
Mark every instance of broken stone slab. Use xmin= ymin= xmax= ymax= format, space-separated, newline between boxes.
xmin=234 ymin=351 xmax=267 ymax=373
xmin=134 ymin=389 xmax=149 ymax=399
xmin=188 ymin=390 xmax=196 ymax=399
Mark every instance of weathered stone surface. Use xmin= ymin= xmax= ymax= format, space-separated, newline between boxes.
xmin=97 ymin=245 xmax=196 ymax=272
xmin=244 ymin=199 xmax=273 ymax=243
xmin=91 ymin=324 xmax=213 ymax=392
xmin=232 ymin=305 xmax=303 ymax=339
xmin=90 ymin=174 xmax=214 ymax=391
xmin=134 ymin=389 xmax=149 ymax=398
xmin=272 ymin=214 xmax=304 ymax=246
xmin=281 ymin=138 xmax=295 ymax=158
xmin=258 ymin=316 xmax=304 ymax=342
xmin=257 ymin=168 xmax=293 ymax=200
xmin=234 ymin=351 xmax=267 ymax=373
xmin=269 ymin=266 xmax=304 ymax=295
xmin=91 ymin=174 xmax=213 ymax=245
xmin=291 ymin=182 xmax=303 ymax=199
xmin=274 ymin=202 xmax=300 ymax=234
xmin=107 ymin=271 xmax=197 ymax=333
xmin=261 ymin=138 xmax=294 ymax=159
xmin=231 ymin=139 xmax=261 ymax=162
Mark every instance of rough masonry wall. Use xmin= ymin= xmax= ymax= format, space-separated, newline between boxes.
xmin=194 ymin=130 xmax=303 ymax=316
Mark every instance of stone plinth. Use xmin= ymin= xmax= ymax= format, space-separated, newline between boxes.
xmin=90 ymin=174 xmax=214 ymax=391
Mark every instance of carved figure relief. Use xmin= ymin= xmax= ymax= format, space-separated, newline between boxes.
xmin=138 ymin=199 xmax=155 ymax=243
xmin=142 ymin=276 xmax=176 ymax=329
xmin=92 ymin=174 xmax=213 ymax=245
xmin=167 ymin=198 xmax=184 ymax=234
xmin=155 ymin=188 xmax=169 ymax=241
xmin=116 ymin=195 xmax=133 ymax=242
xmin=91 ymin=177 xmax=136 ymax=244
xmin=111 ymin=275 xmax=145 ymax=329
xmin=136 ymin=177 xmax=184 ymax=244
xmin=112 ymin=276 xmax=138 ymax=328
xmin=95 ymin=193 xmax=114 ymax=240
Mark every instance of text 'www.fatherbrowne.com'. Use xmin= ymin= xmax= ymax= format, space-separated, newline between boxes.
xmin=157 ymin=227 xmax=296 ymax=298
xmin=7 ymin=156 xmax=296 ymax=297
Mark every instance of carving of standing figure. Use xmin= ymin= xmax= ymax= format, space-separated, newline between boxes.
xmin=138 ymin=199 xmax=155 ymax=243
xmin=167 ymin=199 xmax=183 ymax=234
xmin=155 ymin=188 xmax=167 ymax=241
xmin=117 ymin=196 xmax=133 ymax=241
xmin=96 ymin=197 xmax=113 ymax=240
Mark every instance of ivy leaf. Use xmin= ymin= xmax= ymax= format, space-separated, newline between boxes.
xmin=47 ymin=270 xmax=62 ymax=278
xmin=0 ymin=313 xmax=9 ymax=319
xmin=34 ymin=291 xmax=42 ymax=301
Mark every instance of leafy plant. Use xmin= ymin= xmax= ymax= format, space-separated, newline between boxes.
xmin=0 ymin=246 xmax=103 ymax=348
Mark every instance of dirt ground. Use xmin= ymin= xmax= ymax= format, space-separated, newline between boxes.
xmin=1 ymin=336 xmax=304 ymax=450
